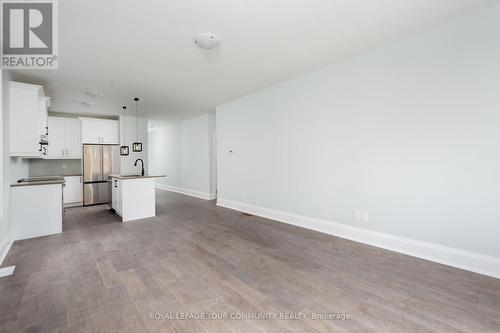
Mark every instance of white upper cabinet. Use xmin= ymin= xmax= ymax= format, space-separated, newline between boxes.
xmin=40 ymin=97 xmax=50 ymax=141
xmin=47 ymin=117 xmax=65 ymax=158
xmin=47 ymin=117 xmax=82 ymax=159
xmin=9 ymin=81 xmax=50 ymax=158
xmin=65 ymin=118 xmax=82 ymax=157
xmin=80 ymin=118 xmax=119 ymax=144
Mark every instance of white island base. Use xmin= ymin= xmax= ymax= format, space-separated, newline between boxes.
xmin=110 ymin=176 xmax=162 ymax=222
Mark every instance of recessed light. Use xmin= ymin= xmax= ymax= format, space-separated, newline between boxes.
xmin=194 ymin=33 xmax=220 ymax=50
xmin=86 ymin=90 xmax=104 ymax=98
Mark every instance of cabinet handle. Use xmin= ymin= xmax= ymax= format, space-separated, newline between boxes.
xmin=114 ymin=179 xmax=117 ymax=188
xmin=46 ymin=126 xmax=48 ymax=136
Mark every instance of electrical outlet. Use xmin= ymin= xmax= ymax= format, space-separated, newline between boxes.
xmin=362 ymin=212 xmax=369 ymax=222
xmin=353 ymin=210 xmax=361 ymax=221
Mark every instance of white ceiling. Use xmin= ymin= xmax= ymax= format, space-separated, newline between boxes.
xmin=11 ymin=0 xmax=500 ymax=121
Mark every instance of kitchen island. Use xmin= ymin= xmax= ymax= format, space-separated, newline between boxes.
xmin=109 ymin=174 xmax=165 ymax=222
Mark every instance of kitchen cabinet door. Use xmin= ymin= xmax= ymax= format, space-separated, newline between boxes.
xmin=81 ymin=118 xmax=102 ymax=144
xmin=65 ymin=118 xmax=82 ymax=158
xmin=47 ymin=117 xmax=66 ymax=158
xmin=9 ymin=82 xmax=45 ymax=157
xmin=81 ymin=118 xmax=119 ymax=144
xmin=63 ymin=176 xmax=83 ymax=206
xmin=101 ymin=120 xmax=120 ymax=144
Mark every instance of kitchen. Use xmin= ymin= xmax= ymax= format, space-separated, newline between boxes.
xmin=7 ymin=81 xmax=163 ymax=241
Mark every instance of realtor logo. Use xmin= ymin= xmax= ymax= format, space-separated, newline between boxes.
xmin=1 ymin=0 xmax=58 ymax=69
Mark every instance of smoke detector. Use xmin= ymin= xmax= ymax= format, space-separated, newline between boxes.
xmin=194 ymin=33 xmax=220 ymax=50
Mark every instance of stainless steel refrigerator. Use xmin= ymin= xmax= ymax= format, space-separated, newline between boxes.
xmin=83 ymin=145 xmax=120 ymax=205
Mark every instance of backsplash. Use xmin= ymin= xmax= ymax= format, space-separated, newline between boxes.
xmin=29 ymin=159 xmax=82 ymax=177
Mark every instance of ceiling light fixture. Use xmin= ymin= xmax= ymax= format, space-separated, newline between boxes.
xmin=120 ymin=106 xmax=130 ymax=156
xmin=86 ymin=90 xmax=104 ymax=98
xmin=132 ymin=97 xmax=142 ymax=152
xmin=194 ymin=33 xmax=220 ymax=50
xmin=82 ymin=101 xmax=96 ymax=107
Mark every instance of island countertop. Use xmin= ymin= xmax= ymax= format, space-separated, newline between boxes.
xmin=108 ymin=174 xmax=166 ymax=180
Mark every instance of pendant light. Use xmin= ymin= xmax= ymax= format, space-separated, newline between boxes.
xmin=132 ymin=97 xmax=143 ymax=152
xmin=120 ymin=106 xmax=130 ymax=156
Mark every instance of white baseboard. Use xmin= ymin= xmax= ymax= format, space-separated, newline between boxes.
xmin=64 ymin=201 xmax=83 ymax=208
xmin=0 ymin=266 xmax=15 ymax=278
xmin=156 ymin=184 xmax=216 ymax=200
xmin=0 ymin=231 xmax=14 ymax=266
xmin=217 ymin=198 xmax=500 ymax=279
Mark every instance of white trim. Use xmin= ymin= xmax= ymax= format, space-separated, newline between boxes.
xmin=0 ymin=266 xmax=15 ymax=278
xmin=217 ymin=198 xmax=500 ymax=279
xmin=64 ymin=201 xmax=83 ymax=208
xmin=0 ymin=231 xmax=14 ymax=266
xmin=156 ymin=184 xmax=216 ymax=200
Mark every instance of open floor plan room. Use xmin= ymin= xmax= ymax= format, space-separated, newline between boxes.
xmin=1 ymin=0 xmax=500 ymax=332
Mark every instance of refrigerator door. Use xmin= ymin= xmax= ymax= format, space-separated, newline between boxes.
xmin=83 ymin=182 xmax=109 ymax=205
xmin=102 ymin=145 xmax=120 ymax=179
xmin=97 ymin=182 xmax=109 ymax=204
xmin=83 ymin=145 xmax=103 ymax=182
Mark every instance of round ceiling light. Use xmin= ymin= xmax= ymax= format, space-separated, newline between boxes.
xmin=194 ymin=33 xmax=220 ymax=50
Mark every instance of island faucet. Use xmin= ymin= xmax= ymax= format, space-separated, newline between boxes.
xmin=134 ymin=158 xmax=145 ymax=176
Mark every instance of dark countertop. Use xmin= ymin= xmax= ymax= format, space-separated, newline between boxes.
xmin=12 ymin=176 xmax=65 ymax=187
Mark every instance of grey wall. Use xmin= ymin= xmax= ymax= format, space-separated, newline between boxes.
xmin=29 ymin=159 xmax=82 ymax=177
xmin=216 ymin=6 xmax=500 ymax=258
xmin=120 ymin=115 xmax=148 ymax=175
xmin=148 ymin=113 xmax=216 ymax=196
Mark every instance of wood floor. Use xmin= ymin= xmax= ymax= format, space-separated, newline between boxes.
xmin=1 ymin=190 xmax=499 ymax=332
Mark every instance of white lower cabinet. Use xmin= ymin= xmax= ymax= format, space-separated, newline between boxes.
xmin=63 ymin=176 xmax=83 ymax=206
xmin=11 ymin=184 xmax=62 ymax=240
xmin=111 ymin=177 xmax=156 ymax=222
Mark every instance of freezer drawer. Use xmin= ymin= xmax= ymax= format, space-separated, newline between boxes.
xmin=83 ymin=182 xmax=109 ymax=205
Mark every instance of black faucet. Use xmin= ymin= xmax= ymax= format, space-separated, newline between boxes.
xmin=134 ymin=158 xmax=145 ymax=176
